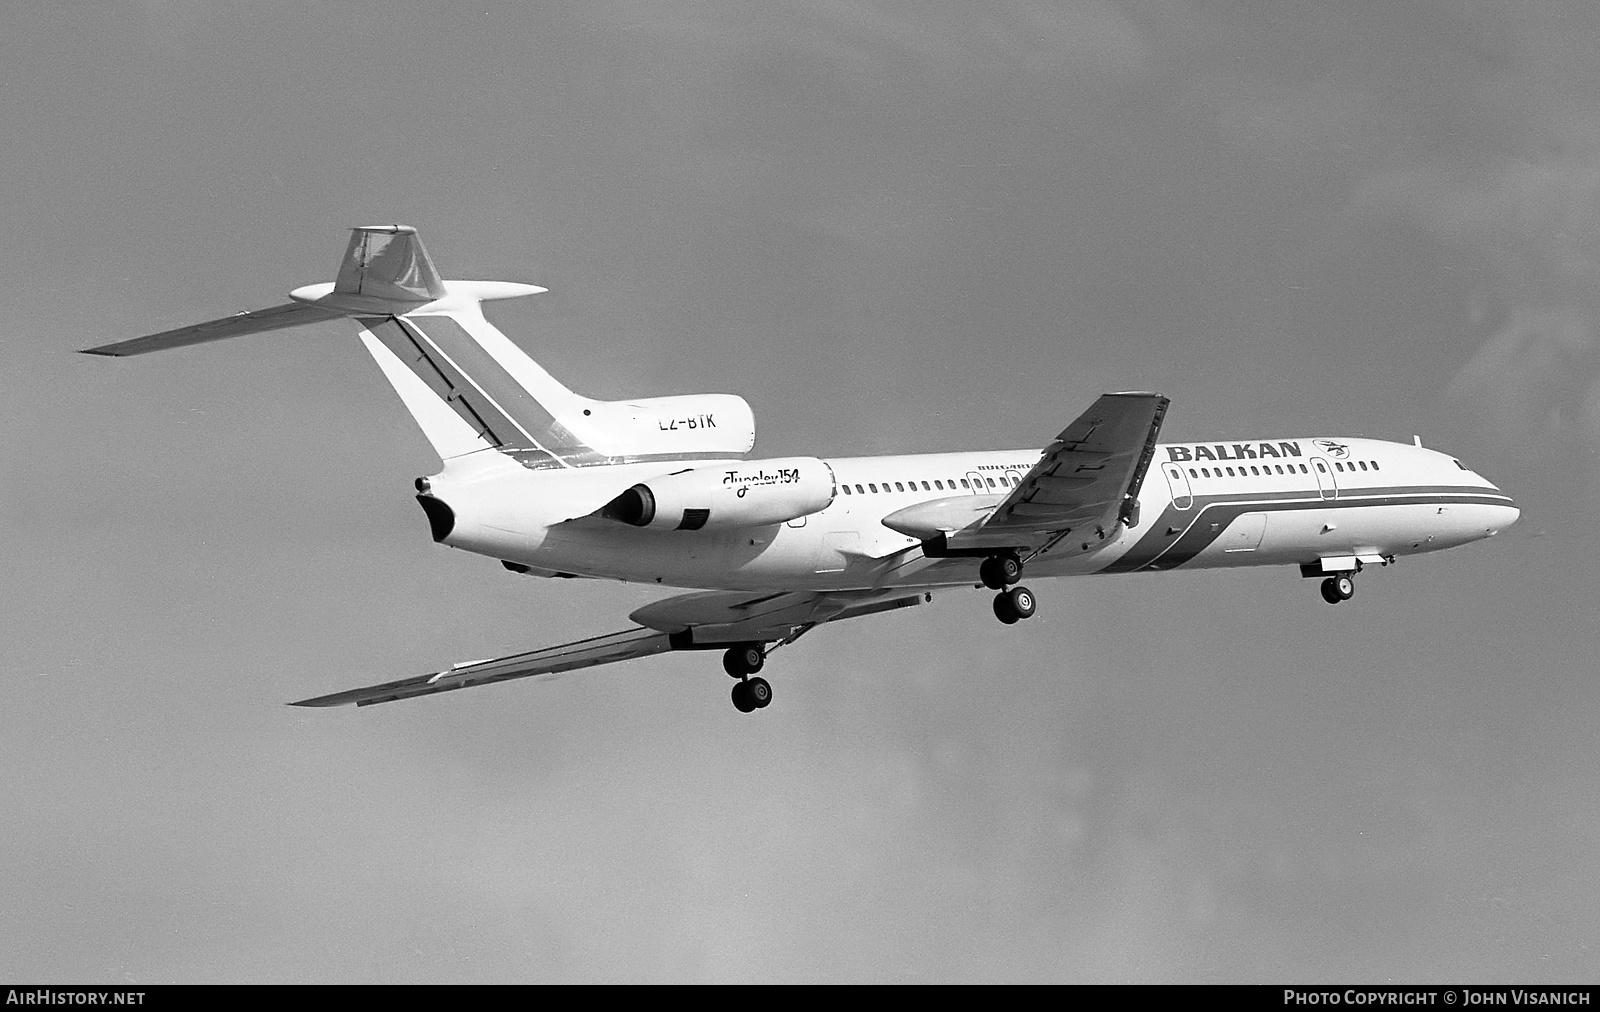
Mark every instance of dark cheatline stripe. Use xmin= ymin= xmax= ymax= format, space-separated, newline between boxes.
xmin=1097 ymin=486 xmax=1513 ymax=574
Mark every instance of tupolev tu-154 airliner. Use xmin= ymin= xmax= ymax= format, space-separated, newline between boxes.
xmin=84 ymin=226 xmax=1519 ymax=712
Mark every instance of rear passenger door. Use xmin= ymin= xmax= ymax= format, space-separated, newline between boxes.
xmin=1310 ymin=457 xmax=1338 ymax=500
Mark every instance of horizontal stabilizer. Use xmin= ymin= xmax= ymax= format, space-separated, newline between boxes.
xmin=80 ymin=302 xmax=341 ymax=357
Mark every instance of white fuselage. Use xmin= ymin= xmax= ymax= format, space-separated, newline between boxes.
xmin=426 ymin=436 xmax=1517 ymax=592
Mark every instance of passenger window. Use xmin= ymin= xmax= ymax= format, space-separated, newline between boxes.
xmin=869 ymin=483 xmax=878 ymax=493
xmin=842 ymin=485 xmax=851 ymax=495
xmin=1188 ymin=469 xmax=1197 ymax=478
xmin=1315 ymin=462 xmax=1326 ymax=472
xmin=934 ymin=480 xmax=943 ymax=490
xmin=1371 ymin=461 xmax=1380 ymax=471
xmin=855 ymin=484 xmax=864 ymax=494
xmin=922 ymin=481 xmax=931 ymax=491
xmin=986 ymin=477 xmax=996 ymax=487
xmin=1226 ymin=467 xmax=1235 ymax=476
xmin=960 ymin=479 xmax=970 ymax=488
xmin=1250 ymin=466 xmax=1259 ymax=475
xmin=1358 ymin=461 xmax=1368 ymax=471
xmin=894 ymin=482 xmax=904 ymax=492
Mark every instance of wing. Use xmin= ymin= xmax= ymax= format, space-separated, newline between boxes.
xmin=292 ymin=588 xmax=925 ymax=707
xmin=291 ymin=627 xmax=674 ymax=707
xmin=80 ymin=302 xmax=342 ymax=357
xmin=923 ymin=392 xmax=1168 ymax=557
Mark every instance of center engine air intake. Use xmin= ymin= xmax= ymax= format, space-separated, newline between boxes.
xmin=596 ymin=457 xmax=835 ymax=531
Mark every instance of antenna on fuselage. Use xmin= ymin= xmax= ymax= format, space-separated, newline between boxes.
xmin=1413 ymin=435 xmax=1423 ymax=447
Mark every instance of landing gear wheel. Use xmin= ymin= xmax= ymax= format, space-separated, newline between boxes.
xmin=979 ymin=554 xmax=1023 ymax=590
xmin=723 ymin=643 xmax=765 ymax=678
xmin=745 ymin=676 xmax=772 ymax=709
xmin=731 ymin=677 xmax=772 ymax=712
xmin=993 ymin=593 xmax=1020 ymax=624
xmin=1320 ymin=575 xmax=1355 ymax=604
xmin=1005 ymin=585 xmax=1037 ymax=619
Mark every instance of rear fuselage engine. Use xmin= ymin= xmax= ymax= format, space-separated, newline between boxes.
xmin=597 ymin=457 xmax=835 ymax=531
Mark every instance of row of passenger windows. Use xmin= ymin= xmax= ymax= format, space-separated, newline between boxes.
xmin=838 ymin=474 xmax=1023 ymax=495
xmin=1184 ymin=460 xmax=1381 ymax=479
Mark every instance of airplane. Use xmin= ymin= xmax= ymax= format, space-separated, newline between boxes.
xmin=83 ymin=226 xmax=1520 ymax=712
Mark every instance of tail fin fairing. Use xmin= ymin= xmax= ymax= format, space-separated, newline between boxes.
xmin=334 ymin=226 xmax=446 ymax=304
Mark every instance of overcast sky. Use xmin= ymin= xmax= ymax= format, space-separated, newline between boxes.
xmin=3 ymin=1 xmax=1598 ymax=983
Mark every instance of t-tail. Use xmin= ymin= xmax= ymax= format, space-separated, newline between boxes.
xmin=83 ymin=226 xmax=757 ymax=469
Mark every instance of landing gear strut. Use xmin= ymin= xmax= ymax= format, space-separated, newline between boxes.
xmin=723 ymin=642 xmax=772 ymax=712
xmin=1320 ymin=573 xmax=1356 ymax=605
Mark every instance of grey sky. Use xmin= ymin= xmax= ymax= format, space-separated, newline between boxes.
xmin=2 ymin=1 xmax=1597 ymax=982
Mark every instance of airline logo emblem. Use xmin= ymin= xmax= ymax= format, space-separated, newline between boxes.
xmin=1314 ymin=439 xmax=1349 ymax=458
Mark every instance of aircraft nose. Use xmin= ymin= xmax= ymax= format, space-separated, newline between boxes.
xmin=1483 ymin=484 xmax=1519 ymax=533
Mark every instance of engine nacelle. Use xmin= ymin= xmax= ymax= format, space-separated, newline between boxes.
xmin=597 ymin=457 xmax=835 ymax=531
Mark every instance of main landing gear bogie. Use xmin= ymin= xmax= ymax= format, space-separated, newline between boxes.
xmin=1320 ymin=573 xmax=1356 ymax=605
xmin=980 ymin=552 xmax=1037 ymax=625
xmin=723 ymin=642 xmax=772 ymax=712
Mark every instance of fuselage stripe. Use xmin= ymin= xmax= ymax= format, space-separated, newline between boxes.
xmin=1098 ymin=489 xmax=1511 ymax=573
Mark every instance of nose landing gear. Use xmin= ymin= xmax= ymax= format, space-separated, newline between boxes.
xmin=723 ymin=643 xmax=772 ymax=712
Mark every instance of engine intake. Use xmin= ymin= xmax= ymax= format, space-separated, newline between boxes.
xmin=415 ymin=495 xmax=456 ymax=543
